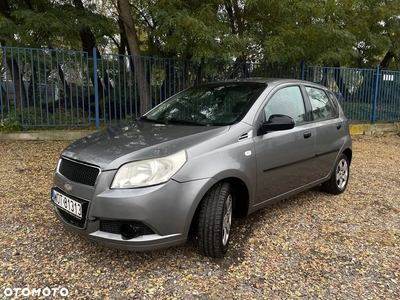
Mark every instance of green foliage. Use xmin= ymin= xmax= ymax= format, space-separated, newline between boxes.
xmin=132 ymin=0 xmax=233 ymax=60
xmin=1 ymin=0 xmax=400 ymax=68
xmin=0 ymin=104 xmax=93 ymax=131
xmin=0 ymin=117 xmax=23 ymax=131
xmin=342 ymin=0 xmax=400 ymax=68
xmin=0 ymin=0 xmax=117 ymax=50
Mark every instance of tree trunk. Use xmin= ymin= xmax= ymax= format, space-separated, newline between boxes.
xmin=333 ymin=64 xmax=351 ymax=101
xmin=118 ymin=17 xmax=129 ymax=56
xmin=193 ymin=60 xmax=204 ymax=86
xmin=380 ymin=51 xmax=395 ymax=69
xmin=0 ymin=0 xmax=11 ymax=21
xmin=160 ymin=60 xmax=173 ymax=101
xmin=73 ymin=0 xmax=106 ymax=98
xmin=224 ymin=0 xmax=236 ymax=35
xmin=229 ymin=56 xmax=247 ymax=79
xmin=57 ymin=63 xmax=71 ymax=100
xmin=353 ymin=70 xmax=374 ymax=103
xmin=224 ymin=0 xmax=245 ymax=37
xmin=1 ymin=81 xmax=6 ymax=107
xmin=6 ymin=56 xmax=28 ymax=109
xmin=0 ymin=1 xmax=27 ymax=108
xmin=232 ymin=0 xmax=245 ymax=38
xmin=117 ymin=0 xmax=151 ymax=115
xmin=320 ymin=68 xmax=329 ymax=87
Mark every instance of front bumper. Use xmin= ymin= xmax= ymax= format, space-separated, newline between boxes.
xmin=52 ymin=171 xmax=217 ymax=251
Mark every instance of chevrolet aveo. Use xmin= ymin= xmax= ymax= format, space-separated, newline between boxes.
xmin=51 ymin=78 xmax=352 ymax=258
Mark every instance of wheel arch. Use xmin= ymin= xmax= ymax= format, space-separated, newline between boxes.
xmin=343 ymin=148 xmax=352 ymax=165
xmin=223 ymin=177 xmax=250 ymax=218
xmin=189 ymin=176 xmax=250 ymax=236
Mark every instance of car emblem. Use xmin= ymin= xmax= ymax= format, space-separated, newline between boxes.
xmin=63 ymin=182 xmax=73 ymax=192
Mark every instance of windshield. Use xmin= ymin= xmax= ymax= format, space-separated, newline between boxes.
xmin=144 ymin=82 xmax=266 ymax=126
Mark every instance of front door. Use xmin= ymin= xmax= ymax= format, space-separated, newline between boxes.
xmin=254 ymin=85 xmax=318 ymax=204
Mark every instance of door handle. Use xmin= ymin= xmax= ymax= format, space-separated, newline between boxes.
xmin=336 ymin=124 xmax=342 ymax=130
xmin=303 ymin=131 xmax=312 ymax=139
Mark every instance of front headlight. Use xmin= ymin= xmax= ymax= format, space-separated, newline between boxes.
xmin=111 ymin=150 xmax=187 ymax=189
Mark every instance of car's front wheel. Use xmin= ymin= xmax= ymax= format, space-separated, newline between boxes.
xmin=322 ymin=154 xmax=350 ymax=194
xmin=197 ymin=182 xmax=233 ymax=258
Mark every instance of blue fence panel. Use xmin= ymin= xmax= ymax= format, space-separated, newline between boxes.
xmin=95 ymin=54 xmax=208 ymax=125
xmin=377 ymin=70 xmax=400 ymax=122
xmin=1 ymin=46 xmax=400 ymax=129
xmin=304 ymin=66 xmax=377 ymax=122
xmin=213 ymin=61 xmax=303 ymax=80
xmin=0 ymin=46 xmax=93 ymax=128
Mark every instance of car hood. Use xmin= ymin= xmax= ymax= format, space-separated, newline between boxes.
xmin=62 ymin=120 xmax=229 ymax=170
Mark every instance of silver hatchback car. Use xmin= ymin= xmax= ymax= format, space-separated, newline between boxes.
xmin=51 ymin=78 xmax=352 ymax=258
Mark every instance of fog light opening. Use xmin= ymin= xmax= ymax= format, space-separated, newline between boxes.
xmin=121 ymin=224 xmax=140 ymax=240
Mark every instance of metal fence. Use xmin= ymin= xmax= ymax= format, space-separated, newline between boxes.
xmin=303 ymin=65 xmax=400 ymax=123
xmin=1 ymin=46 xmax=399 ymax=130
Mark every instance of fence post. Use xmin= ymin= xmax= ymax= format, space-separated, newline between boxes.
xmin=301 ymin=61 xmax=305 ymax=80
xmin=0 ymin=74 xmax=3 ymax=118
xmin=371 ymin=65 xmax=380 ymax=124
xmin=93 ymin=48 xmax=100 ymax=130
xmin=210 ymin=59 xmax=214 ymax=82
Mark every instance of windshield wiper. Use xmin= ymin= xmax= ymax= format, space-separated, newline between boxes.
xmin=139 ymin=116 xmax=168 ymax=124
xmin=139 ymin=116 xmax=152 ymax=122
xmin=163 ymin=118 xmax=206 ymax=126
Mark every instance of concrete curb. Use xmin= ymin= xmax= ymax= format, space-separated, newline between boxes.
xmin=0 ymin=123 xmax=399 ymax=141
xmin=349 ymin=122 xmax=400 ymax=135
xmin=0 ymin=130 xmax=94 ymax=141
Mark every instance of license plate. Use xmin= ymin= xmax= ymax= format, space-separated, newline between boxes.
xmin=52 ymin=190 xmax=83 ymax=219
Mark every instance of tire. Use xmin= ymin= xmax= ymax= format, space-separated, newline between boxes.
xmin=322 ymin=154 xmax=350 ymax=194
xmin=197 ymin=182 xmax=233 ymax=258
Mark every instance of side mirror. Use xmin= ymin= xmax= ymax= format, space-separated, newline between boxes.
xmin=258 ymin=114 xmax=295 ymax=135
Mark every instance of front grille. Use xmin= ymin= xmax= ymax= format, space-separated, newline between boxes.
xmin=100 ymin=220 xmax=155 ymax=236
xmin=58 ymin=158 xmax=100 ymax=186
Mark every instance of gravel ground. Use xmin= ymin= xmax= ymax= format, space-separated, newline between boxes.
xmin=0 ymin=134 xmax=399 ymax=299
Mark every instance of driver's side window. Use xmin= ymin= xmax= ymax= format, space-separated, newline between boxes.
xmin=264 ymin=86 xmax=306 ymax=125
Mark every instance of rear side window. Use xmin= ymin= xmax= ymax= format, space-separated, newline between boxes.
xmin=326 ymin=89 xmax=340 ymax=115
xmin=305 ymin=87 xmax=337 ymax=121
xmin=264 ymin=86 xmax=306 ymax=125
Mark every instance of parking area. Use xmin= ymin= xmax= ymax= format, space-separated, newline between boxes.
xmin=0 ymin=134 xmax=399 ymax=299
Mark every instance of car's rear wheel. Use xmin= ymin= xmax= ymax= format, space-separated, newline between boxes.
xmin=197 ymin=182 xmax=233 ymax=258
xmin=322 ymin=154 xmax=350 ymax=194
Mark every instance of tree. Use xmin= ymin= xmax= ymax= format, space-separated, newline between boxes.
xmin=117 ymin=0 xmax=151 ymax=114
xmin=128 ymin=0 xmax=236 ymax=60
xmin=2 ymin=0 xmax=400 ymax=83
xmin=340 ymin=0 xmax=400 ymax=69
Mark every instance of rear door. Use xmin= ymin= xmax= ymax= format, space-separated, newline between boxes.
xmin=303 ymin=86 xmax=345 ymax=179
xmin=253 ymin=85 xmax=318 ymax=204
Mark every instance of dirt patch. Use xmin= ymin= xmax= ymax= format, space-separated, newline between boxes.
xmin=0 ymin=135 xmax=399 ymax=299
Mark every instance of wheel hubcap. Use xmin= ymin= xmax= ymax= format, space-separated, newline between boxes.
xmin=336 ymin=159 xmax=349 ymax=190
xmin=222 ymin=195 xmax=233 ymax=246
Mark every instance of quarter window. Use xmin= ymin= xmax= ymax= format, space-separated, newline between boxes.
xmin=326 ymin=89 xmax=340 ymax=116
xmin=306 ymin=87 xmax=335 ymax=121
xmin=264 ymin=86 xmax=306 ymax=124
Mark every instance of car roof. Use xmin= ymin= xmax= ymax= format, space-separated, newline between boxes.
xmin=201 ymin=78 xmax=325 ymax=89
xmin=233 ymin=77 xmax=321 ymax=86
